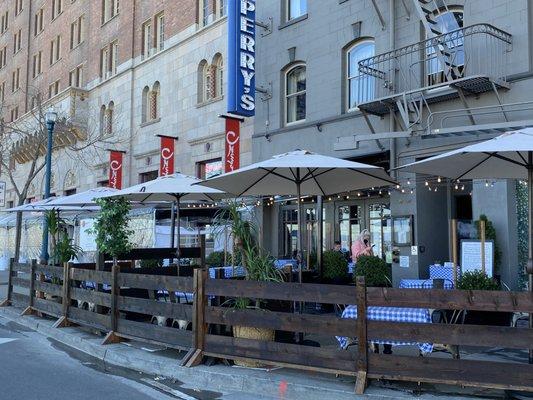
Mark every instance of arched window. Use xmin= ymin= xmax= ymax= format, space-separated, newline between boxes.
xmin=99 ymin=105 xmax=106 ymax=135
xmin=197 ymin=60 xmax=208 ymax=103
xmin=426 ymin=7 xmax=464 ymax=85
xmin=212 ymin=54 xmax=223 ymax=98
xmin=150 ymin=81 xmax=160 ymax=120
xmin=105 ymin=101 xmax=114 ymax=135
xmin=142 ymin=86 xmax=150 ymax=123
xmin=285 ymin=63 xmax=306 ymax=124
xmin=346 ymin=39 xmax=375 ymax=110
xmin=199 ymin=0 xmax=209 ymax=27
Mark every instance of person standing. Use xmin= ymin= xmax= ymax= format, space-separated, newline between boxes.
xmin=351 ymin=229 xmax=374 ymax=262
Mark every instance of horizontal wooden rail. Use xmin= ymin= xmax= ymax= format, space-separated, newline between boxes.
xmin=204 ymin=334 xmax=357 ymax=375
xmin=11 ymin=277 xmax=30 ymax=289
xmin=33 ymin=298 xmax=62 ymax=318
xmin=34 ymin=281 xmax=62 ymax=297
xmin=206 ymin=279 xmax=356 ymax=304
xmin=71 ymin=269 xmax=112 ymax=285
xmin=367 ymin=288 xmax=533 ymax=313
xmin=11 ymin=293 xmax=29 ymax=304
xmin=205 ymin=306 xmax=355 ymax=337
xmin=117 ymin=296 xmax=193 ymax=321
xmin=367 ymin=320 xmax=533 ymax=350
xmin=12 ymin=263 xmax=31 ymax=273
xmin=116 ymin=319 xmax=192 ymax=350
xmin=70 ymin=287 xmax=112 ymax=308
xmin=35 ymin=265 xmax=64 ymax=278
xmin=117 ymin=273 xmax=193 ymax=292
xmin=68 ymin=307 xmax=110 ymax=331
xmin=368 ymin=353 xmax=533 ymax=391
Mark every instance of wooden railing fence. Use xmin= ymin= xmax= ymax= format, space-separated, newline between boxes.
xmin=1 ymin=258 xmax=532 ymax=394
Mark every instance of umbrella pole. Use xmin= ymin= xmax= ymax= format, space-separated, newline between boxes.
xmin=297 ymin=176 xmax=304 ymax=284
xmin=527 ymin=151 xmax=533 ymax=364
xmin=170 ymin=201 xmax=176 ymax=249
xmin=176 ymin=196 xmax=181 ymax=268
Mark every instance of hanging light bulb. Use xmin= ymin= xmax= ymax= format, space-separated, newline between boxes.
xmin=428 ymin=186 xmax=432 ymax=191
xmin=485 ymin=180 xmax=489 ymax=187
xmin=437 ymin=177 xmax=442 ymax=183
xmin=396 ymin=184 xmax=401 ymax=189
xmin=425 ymin=181 xmax=429 ymax=186
xmin=407 ymin=179 xmax=411 ymax=185
xmin=378 ymin=189 xmax=382 ymax=195
xmin=401 ymin=188 xmax=406 ymax=193
xmin=434 ymin=187 xmax=438 ymax=192
xmin=388 ymin=190 xmax=392 ymax=196
xmin=410 ymin=189 xmax=414 ymax=194
xmin=454 ymin=184 xmax=459 ymax=190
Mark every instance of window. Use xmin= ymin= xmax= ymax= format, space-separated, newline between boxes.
xmin=48 ymin=80 xmax=60 ymax=98
xmin=141 ymin=86 xmax=149 ymax=123
xmin=285 ymin=63 xmax=306 ymax=124
xmin=11 ymin=68 xmax=20 ymax=92
xmin=155 ymin=13 xmax=164 ymax=52
xmin=196 ymin=159 xmax=223 ymax=179
xmin=10 ymin=106 xmax=19 ymax=122
xmin=34 ymin=9 xmax=44 ymax=35
xmin=139 ymin=170 xmax=158 ymax=183
xmin=50 ymin=35 xmax=61 ymax=64
xmin=69 ymin=64 xmax=83 ymax=87
xmin=142 ymin=20 xmax=152 ymax=59
xmin=32 ymin=51 xmax=43 ymax=77
xmin=1 ymin=11 xmax=8 ymax=33
xmin=15 ymin=0 xmax=23 ymax=16
xmin=338 ymin=205 xmax=362 ymax=252
xmin=346 ymin=40 xmax=375 ymax=110
xmin=101 ymin=0 xmax=119 ymax=24
xmin=197 ymin=59 xmax=209 ymax=103
xmin=13 ymin=29 xmax=22 ymax=53
xmin=150 ymin=82 xmax=160 ymax=120
xmin=426 ymin=8 xmax=464 ymax=85
xmin=216 ymin=0 xmax=226 ymax=18
xmin=70 ymin=15 xmax=84 ymax=49
xmin=0 ymin=82 xmax=5 ymax=101
xmin=0 ymin=47 xmax=6 ymax=68
xmin=286 ymin=0 xmax=307 ymax=21
xmin=213 ymin=54 xmax=223 ymax=98
xmin=51 ymin=0 xmax=62 ymax=20
xmin=199 ymin=0 xmax=210 ymax=27
xmin=100 ymin=41 xmax=118 ymax=79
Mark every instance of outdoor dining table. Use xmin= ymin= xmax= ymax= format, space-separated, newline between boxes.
xmin=429 ymin=264 xmax=460 ymax=281
xmin=337 ymin=305 xmax=434 ymax=354
xmin=399 ymin=278 xmax=454 ymax=289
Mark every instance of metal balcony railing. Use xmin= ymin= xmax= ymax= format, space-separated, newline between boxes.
xmin=353 ymin=24 xmax=512 ymax=107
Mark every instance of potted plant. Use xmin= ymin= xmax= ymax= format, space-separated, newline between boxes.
xmin=215 ymin=202 xmax=282 ymax=367
xmin=457 ymin=270 xmax=512 ymax=326
xmin=206 ymin=251 xmax=225 ymax=268
xmin=322 ymin=250 xmax=349 ymax=284
xmin=91 ymin=197 xmax=133 ymax=269
xmin=354 ymin=255 xmax=392 ymax=287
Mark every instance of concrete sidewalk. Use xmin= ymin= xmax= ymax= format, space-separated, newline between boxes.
xmin=0 ymin=306 xmax=506 ymax=400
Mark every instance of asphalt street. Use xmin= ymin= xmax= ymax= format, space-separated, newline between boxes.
xmin=0 ymin=314 xmax=274 ymax=400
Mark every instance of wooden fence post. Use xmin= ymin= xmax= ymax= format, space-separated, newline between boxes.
xmin=0 ymin=258 xmax=15 ymax=307
xmin=21 ymin=260 xmax=37 ymax=316
xmin=355 ymin=276 xmax=368 ymax=395
xmin=183 ymin=268 xmax=207 ymax=367
xmin=53 ymin=262 xmax=72 ymax=328
xmin=102 ymin=261 xmax=122 ymax=345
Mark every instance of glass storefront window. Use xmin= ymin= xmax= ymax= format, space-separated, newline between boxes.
xmin=338 ymin=205 xmax=362 ymax=252
xmin=369 ymin=203 xmax=392 ymax=263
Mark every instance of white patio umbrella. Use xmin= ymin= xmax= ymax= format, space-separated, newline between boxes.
xmin=397 ymin=128 xmax=533 ymax=363
xmin=5 ymin=197 xmax=99 ymax=212
xmin=102 ymin=173 xmax=224 ymax=263
xmin=44 ymin=187 xmax=118 ymax=208
xmin=198 ymin=150 xmax=397 ymax=282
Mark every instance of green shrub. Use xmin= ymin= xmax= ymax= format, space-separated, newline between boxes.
xmin=457 ymin=270 xmax=499 ymax=291
xmin=322 ymin=250 xmax=348 ymax=280
xmin=354 ymin=255 xmax=391 ymax=287
xmin=206 ymin=251 xmax=225 ymax=267
xmin=140 ymin=259 xmax=162 ymax=268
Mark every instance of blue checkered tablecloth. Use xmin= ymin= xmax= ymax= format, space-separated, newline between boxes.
xmin=209 ymin=266 xmax=246 ymax=279
xmin=399 ymin=279 xmax=454 ymax=289
xmin=156 ymin=290 xmax=195 ymax=303
xmin=337 ymin=305 xmax=433 ymax=353
xmin=429 ymin=265 xmax=460 ymax=281
xmin=82 ymin=281 xmax=112 ymax=291
xmin=274 ymin=259 xmax=298 ymax=270
xmin=348 ymin=263 xmax=355 ymax=274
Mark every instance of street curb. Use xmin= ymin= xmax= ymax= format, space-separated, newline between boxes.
xmin=0 ymin=307 xmax=489 ymax=400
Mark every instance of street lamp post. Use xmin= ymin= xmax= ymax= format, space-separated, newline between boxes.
xmin=40 ymin=109 xmax=58 ymax=264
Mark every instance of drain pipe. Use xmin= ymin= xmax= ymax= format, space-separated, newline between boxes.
xmin=389 ymin=0 xmax=397 ymax=178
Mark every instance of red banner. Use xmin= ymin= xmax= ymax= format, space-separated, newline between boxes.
xmin=159 ymin=136 xmax=175 ymax=176
xmin=108 ymin=151 xmax=123 ymax=189
xmin=224 ymin=117 xmax=240 ymax=173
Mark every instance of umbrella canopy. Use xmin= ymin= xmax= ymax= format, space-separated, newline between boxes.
xmin=199 ymin=150 xmax=396 ymax=283
xmin=45 ymin=187 xmax=119 ymax=208
xmin=198 ymin=150 xmax=396 ymax=196
xmin=103 ymin=173 xmax=223 ymax=203
xmin=397 ymin=129 xmax=533 ymax=180
xmin=104 ymin=173 xmax=225 ymax=258
xmin=397 ymin=129 xmax=533 ymax=364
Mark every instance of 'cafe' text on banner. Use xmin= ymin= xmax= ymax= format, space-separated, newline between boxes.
xmin=108 ymin=150 xmax=124 ymax=189
xmin=159 ymin=136 xmax=175 ymax=176
xmin=227 ymin=0 xmax=256 ymax=117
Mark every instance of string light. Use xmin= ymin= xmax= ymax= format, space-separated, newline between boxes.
xmin=437 ymin=177 xmax=442 ymax=183
xmin=485 ymin=180 xmax=489 ymax=187
xmin=425 ymin=181 xmax=429 ymax=186
xmin=407 ymin=179 xmax=411 ymax=185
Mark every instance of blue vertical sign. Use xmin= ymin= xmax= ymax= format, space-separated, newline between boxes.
xmin=227 ymin=0 xmax=256 ymax=117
